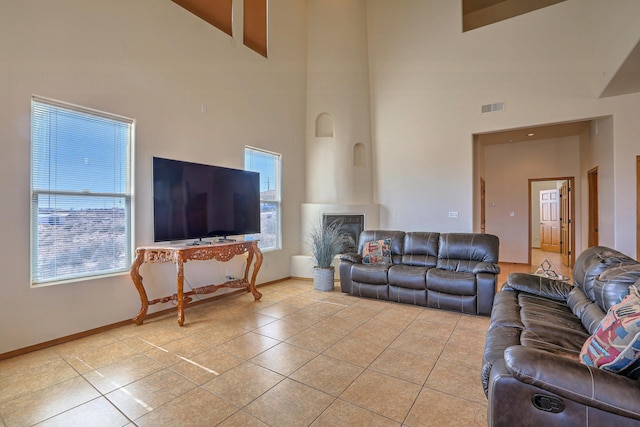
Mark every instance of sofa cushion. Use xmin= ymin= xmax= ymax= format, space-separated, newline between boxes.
xmin=487 ymin=290 xmax=524 ymax=331
xmin=568 ymin=287 xmax=607 ymax=334
xmin=580 ymin=286 xmax=640 ymax=378
xmin=401 ymin=232 xmax=439 ymax=267
xmin=520 ymin=328 xmax=588 ymax=356
xmin=362 ymin=238 xmax=391 ymax=264
xmin=593 ymin=264 xmax=640 ymax=312
xmin=426 ymin=268 xmax=476 ymax=296
xmin=572 ymin=246 xmax=639 ymax=301
xmin=437 ymin=233 xmax=499 ymax=273
xmin=516 ymin=293 xmax=589 ymax=354
xmin=351 ymin=263 xmax=390 ymax=285
xmin=388 ymin=264 xmax=427 ymax=289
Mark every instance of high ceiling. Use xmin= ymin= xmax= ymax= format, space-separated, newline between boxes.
xmin=462 ymin=0 xmax=640 ymax=98
xmin=600 ymin=40 xmax=640 ymax=98
xmin=466 ymin=0 xmax=639 ymax=141
xmin=462 ymin=0 xmax=566 ymax=32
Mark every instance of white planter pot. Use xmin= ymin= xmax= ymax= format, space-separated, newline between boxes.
xmin=313 ymin=266 xmax=335 ymax=292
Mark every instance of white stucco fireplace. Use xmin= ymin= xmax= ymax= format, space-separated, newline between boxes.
xmin=290 ymin=203 xmax=379 ymax=278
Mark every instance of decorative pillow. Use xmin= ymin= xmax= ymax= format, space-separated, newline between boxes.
xmin=580 ymin=286 xmax=640 ymax=376
xmin=362 ymin=239 xmax=391 ymax=265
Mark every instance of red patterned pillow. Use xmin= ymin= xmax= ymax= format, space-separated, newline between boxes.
xmin=580 ymin=286 xmax=640 ymax=376
xmin=362 ymin=239 xmax=391 ymax=264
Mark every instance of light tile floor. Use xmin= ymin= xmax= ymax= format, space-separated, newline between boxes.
xmin=498 ymin=248 xmax=573 ymax=288
xmin=0 ymin=253 xmax=569 ymax=427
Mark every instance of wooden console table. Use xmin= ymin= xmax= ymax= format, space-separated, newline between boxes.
xmin=130 ymin=241 xmax=263 ymax=326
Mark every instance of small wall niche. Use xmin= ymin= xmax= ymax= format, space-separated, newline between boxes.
xmin=315 ymin=113 xmax=334 ymax=137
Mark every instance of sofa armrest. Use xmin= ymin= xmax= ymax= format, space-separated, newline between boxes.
xmin=504 ymin=346 xmax=640 ymax=420
xmin=339 ymin=252 xmax=362 ymax=264
xmin=472 ymin=262 xmax=500 ymax=274
xmin=503 ymin=272 xmax=573 ymax=301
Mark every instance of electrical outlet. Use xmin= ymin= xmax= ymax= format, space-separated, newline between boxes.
xmin=448 ymin=211 xmax=459 ymax=219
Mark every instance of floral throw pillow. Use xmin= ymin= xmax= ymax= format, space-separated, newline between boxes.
xmin=580 ymin=286 xmax=640 ymax=376
xmin=362 ymin=239 xmax=391 ymax=265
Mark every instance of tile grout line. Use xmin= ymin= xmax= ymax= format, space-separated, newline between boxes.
xmin=1 ymin=282 xmax=492 ymax=426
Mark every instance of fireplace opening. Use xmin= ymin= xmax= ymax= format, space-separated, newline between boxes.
xmin=322 ymin=214 xmax=364 ymax=254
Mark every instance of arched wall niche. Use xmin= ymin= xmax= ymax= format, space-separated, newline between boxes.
xmin=315 ymin=112 xmax=334 ymax=138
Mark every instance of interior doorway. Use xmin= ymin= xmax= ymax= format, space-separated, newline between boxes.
xmin=529 ymin=177 xmax=575 ymax=268
xmin=539 ymin=188 xmax=561 ymax=252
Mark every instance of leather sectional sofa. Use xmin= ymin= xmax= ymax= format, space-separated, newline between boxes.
xmin=339 ymin=230 xmax=500 ymax=315
xmin=482 ymin=246 xmax=640 ymax=426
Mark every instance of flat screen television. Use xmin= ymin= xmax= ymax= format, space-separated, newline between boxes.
xmin=152 ymin=157 xmax=261 ymax=243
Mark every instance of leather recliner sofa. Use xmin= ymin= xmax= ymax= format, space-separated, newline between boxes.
xmin=339 ymin=230 xmax=500 ymax=315
xmin=482 ymin=246 xmax=640 ymax=426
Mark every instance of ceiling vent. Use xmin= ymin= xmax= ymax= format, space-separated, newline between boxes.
xmin=481 ymin=102 xmax=504 ymax=113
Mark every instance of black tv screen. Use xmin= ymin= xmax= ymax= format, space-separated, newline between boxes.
xmin=152 ymin=157 xmax=261 ymax=242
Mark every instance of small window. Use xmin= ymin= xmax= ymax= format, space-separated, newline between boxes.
xmin=244 ymin=147 xmax=281 ymax=251
xmin=31 ymin=96 xmax=134 ymax=286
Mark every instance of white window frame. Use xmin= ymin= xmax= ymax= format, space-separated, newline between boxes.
xmin=244 ymin=146 xmax=282 ymax=251
xmin=30 ymin=96 xmax=135 ymax=286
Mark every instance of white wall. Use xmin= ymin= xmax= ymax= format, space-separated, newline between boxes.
xmin=593 ymin=0 xmax=640 ymax=96
xmin=482 ymin=137 xmax=581 ymax=263
xmin=305 ymin=0 xmax=373 ymax=205
xmin=608 ymin=95 xmax=640 ymax=256
xmin=366 ymin=0 xmax=640 ymax=259
xmin=0 ymin=0 xmax=308 ymax=354
xmin=579 ymin=116 xmax=615 ymax=249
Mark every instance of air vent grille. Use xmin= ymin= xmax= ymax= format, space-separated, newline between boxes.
xmin=481 ymin=102 xmax=504 ymax=113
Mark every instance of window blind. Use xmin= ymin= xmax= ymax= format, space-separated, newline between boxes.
xmin=31 ymin=97 xmax=134 ymax=285
xmin=245 ymin=146 xmax=281 ymax=250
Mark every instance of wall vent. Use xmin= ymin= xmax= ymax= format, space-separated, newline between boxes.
xmin=481 ymin=102 xmax=504 ymax=113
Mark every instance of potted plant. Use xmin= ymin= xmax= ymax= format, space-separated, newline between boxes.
xmin=308 ymin=221 xmax=351 ymax=291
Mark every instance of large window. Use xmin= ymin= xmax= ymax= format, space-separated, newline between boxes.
xmin=31 ymin=96 xmax=134 ymax=286
xmin=244 ymin=147 xmax=281 ymax=251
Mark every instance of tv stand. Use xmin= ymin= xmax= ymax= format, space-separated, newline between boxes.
xmin=130 ymin=241 xmax=262 ymax=326
xmin=187 ymin=238 xmax=212 ymax=246
xmin=217 ymin=236 xmax=236 ymax=243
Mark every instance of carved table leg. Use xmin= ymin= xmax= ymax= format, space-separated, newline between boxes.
xmin=249 ymin=242 xmax=263 ymax=300
xmin=130 ymin=250 xmax=149 ymax=325
xmin=176 ymin=257 xmax=185 ymax=326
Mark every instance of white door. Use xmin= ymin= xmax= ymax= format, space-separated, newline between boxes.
xmin=540 ymin=189 xmax=561 ymax=253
